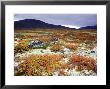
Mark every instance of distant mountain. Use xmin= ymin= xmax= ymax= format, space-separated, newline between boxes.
xmin=14 ymin=19 xmax=73 ymax=30
xmin=14 ymin=19 xmax=97 ymax=30
xmin=80 ymin=25 xmax=97 ymax=29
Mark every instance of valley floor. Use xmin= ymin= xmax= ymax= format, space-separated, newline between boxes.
xmin=14 ymin=29 xmax=97 ymax=76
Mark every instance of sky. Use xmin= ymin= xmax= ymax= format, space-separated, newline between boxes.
xmin=14 ymin=14 xmax=97 ymax=29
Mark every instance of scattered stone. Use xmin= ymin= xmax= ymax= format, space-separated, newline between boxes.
xmin=28 ymin=40 xmax=47 ymax=48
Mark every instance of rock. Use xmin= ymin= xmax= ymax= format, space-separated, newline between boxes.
xmin=65 ymin=68 xmax=97 ymax=76
xmin=14 ymin=62 xmax=19 ymax=70
xmin=60 ymin=58 xmax=69 ymax=63
xmin=53 ymin=71 xmax=60 ymax=76
xmin=80 ymin=70 xmax=96 ymax=76
xmin=67 ymin=69 xmax=81 ymax=76
xmin=51 ymin=37 xmax=58 ymax=42
xmin=63 ymin=48 xmax=70 ymax=52
xmin=28 ymin=40 xmax=46 ymax=48
xmin=14 ymin=41 xmax=19 ymax=47
xmin=91 ymin=51 xmax=95 ymax=53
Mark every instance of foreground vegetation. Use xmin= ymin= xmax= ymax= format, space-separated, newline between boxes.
xmin=14 ymin=28 xmax=97 ymax=76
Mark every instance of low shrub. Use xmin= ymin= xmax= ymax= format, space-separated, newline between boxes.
xmin=50 ymin=44 xmax=63 ymax=51
xmin=14 ymin=40 xmax=29 ymax=54
xmin=58 ymin=69 xmax=67 ymax=76
xmin=15 ymin=54 xmax=64 ymax=76
xmin=38 ymin=36 xmax=51 ymax=43
xmin=69 ymin=55 xmax=97 ymax=72
xmin=65 ymin=43 xmax=78 ymax=50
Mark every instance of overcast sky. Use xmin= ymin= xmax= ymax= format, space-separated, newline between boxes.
xmin=14 ymin=14 xmax=97 ymax=28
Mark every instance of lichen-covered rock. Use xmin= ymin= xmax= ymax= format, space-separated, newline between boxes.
xmin=28 ymin=40 xmax=47 ymax=49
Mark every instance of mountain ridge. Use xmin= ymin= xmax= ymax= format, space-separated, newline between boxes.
xmin=79 ymin=25 xmax=97 ymax=29
xmin=14 ymin=19 xmax=72 ymax=30
xmin=14 ymin=19 xmax=97 ymax=30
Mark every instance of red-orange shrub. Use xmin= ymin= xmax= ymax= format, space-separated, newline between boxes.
xmin=14 ymin=40 xmax=29 ymax=54
xmin=70 ymin=55 xmax=97 ymax=72
xmin=16 ymin=54 xmax=64 ymax=76
xmin=65 ymin=43 xmax=78 ymax=50
xmin=50 ymin=44 xmax=63 ymax=51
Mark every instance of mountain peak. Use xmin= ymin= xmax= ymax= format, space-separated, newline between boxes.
xmin=14 ymin=19 xmax=70 ymax=29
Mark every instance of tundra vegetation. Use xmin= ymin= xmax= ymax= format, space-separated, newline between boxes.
xmin=14 ymin=29 xmax=97 ymax=76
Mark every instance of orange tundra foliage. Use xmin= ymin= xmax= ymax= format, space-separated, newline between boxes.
xmin=50 ymin=44 xmax=63 ymax=51
xmin=17 ymin=54 xmax=64 ymax=76
xmin=58 ymin=69 xmax=67 ymax=76
xmin=70 ymin=55 xmax=97 ymax=72
xmin=65 ymin=43 xmax=78 ymax=50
